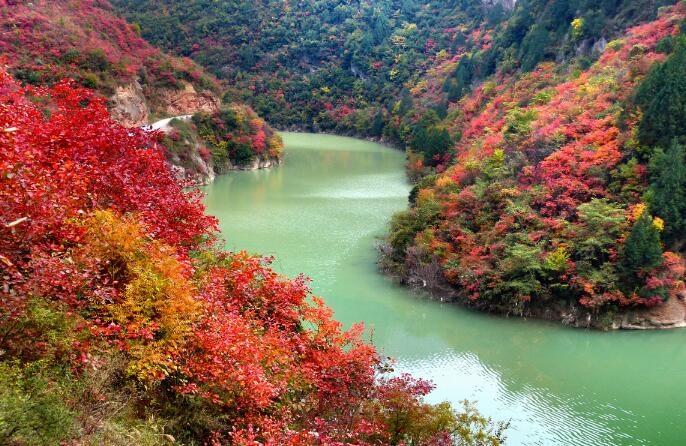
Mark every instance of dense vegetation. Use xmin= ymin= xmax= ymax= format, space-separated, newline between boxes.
xmin=381 ymin=2 xmax=686 ymax=324
xmin=439 ymin=0 xmax=678 ymax=98
xmin=5 ymin=0 xmax=686 ymax=441
xmin=117 ymin=0 xmax=686 ymax=323
xmin=112 ymin=0 xmax=488 ymax=134
xmin=0 ymin=0 xmax=284 ymax=185
xmin=113 ymin=0 xmax=683 ymax=171
xmin=0 ymin=69 xmax=507 ymax=444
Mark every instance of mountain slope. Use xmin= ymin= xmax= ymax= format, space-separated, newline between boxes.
xmin=381 ymin=2 xmax=686 ymax=328
xmin=112 ymin=0 xmax=493 ymax=133
xmin=1 ymin=0 xmax=284 ymax=181
xmin=0 ymin=65 xmax=507 ymax=446
xmin=0 ymin=0 xmax=225 ymax=126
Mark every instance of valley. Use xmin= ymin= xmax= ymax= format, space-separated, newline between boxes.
xmin=2 ymin=0 xmax=686 ymax=444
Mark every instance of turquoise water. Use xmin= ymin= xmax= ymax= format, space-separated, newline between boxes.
xmin=203 ymin=132 xmax=686 ymax=446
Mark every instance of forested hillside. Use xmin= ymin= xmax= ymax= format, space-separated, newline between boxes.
xmin=113 ymin=0 xmax=686 ymax=326
xmin=382 ymin=1 xmax=686 ymax=327
xmin=112 ymin=0 xmax=490 ymax=133
xmin=5 ymin=0 xmax=686 ymax=442
xmin=1 ymin=0 xmax=283 ymax=182
xmin=114 ymin=0 xmax=676 ymax=141
xmin=0 ymin=0 xmax=221 ymax=125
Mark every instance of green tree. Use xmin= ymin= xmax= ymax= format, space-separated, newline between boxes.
xmin=371 ymin=110 xmax=385 ymax=137
xmin=410 ymin=110 xmax=452 ymax=166
xmin=573 ymin=199 xmax=626 ymax=269
xmin=647 ymin=141 xmax=686 ymax=248
xmin=413 ymin=127 xmax=452 ymax=166
xmin=519 ymin=24 xmax=550 ymax=72
xmin=635 ymin=39 xmax=686 ymax=148
xmin=388 ymin=198 xmax=441 ymax=262
xmin=620 ymin=212 xmax=663 ymax=278
xmin=443 ymin=55 xmax=474 ymax=101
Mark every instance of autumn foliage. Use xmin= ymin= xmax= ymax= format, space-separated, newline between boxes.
xmin=159 ymin=105 xmax=284 ymax=183
xmin=384 ymin=4 xmax=686 ymax=319
xmin=0 ymin=0 xmax=218 ymax=96
xmin=0 ymin=68 xmax=505 ymax=444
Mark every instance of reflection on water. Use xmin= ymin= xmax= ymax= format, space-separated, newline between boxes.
xmin=203 ymin=132 xmax=686 ymax=446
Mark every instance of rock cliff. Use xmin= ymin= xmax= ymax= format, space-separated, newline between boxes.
xmin=159 ymin=82 xmax=220 ymax=117
xmin=109 ymin=80 xmax=220 ymax=128
xmin=109 ymin=81 xmax=150 ymax=128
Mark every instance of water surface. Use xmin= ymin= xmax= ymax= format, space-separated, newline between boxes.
xmin=203 ymin=132 xmax=686 ymax=446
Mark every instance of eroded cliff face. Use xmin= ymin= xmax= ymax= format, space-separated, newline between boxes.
xmin=159 ymin=82 xmax=220 ymax=117
xmin=615 ymin=295 xmax=686 ymax=329
xmin=109 ymin=80 xmax=220 ymax=128
xmin=109 ymin=81 xmax=150 ymax=127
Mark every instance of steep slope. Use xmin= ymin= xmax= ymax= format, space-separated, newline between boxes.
xmin=0 ymin=0 xmax=222 ymax=126
xmin=381 ymin=2 xmax=686 ymax=328
xmin=111 ymin=0 xmax=495 ymax=135
xmin=381 ymin=0 xmax=680 ymax=172
xmin=0 ymin=0 xmax=283 ymax=181
xmin=112 ymin=0 xmax=676 ymax=140
xmin=106 ymin=0 xmax=686 ymax=326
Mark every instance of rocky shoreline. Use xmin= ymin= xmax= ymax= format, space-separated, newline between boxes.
xmin=377 ymin=243 xmax=686 ymax=330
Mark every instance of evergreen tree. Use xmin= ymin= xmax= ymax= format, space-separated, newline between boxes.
xmin=444 ymin=55 xmax=474 ymax=101
xmin=647 ymin=140 xmax=686 ymax=248
xmin=519 ymin=24 xmax=550 ymax=72
xmin=620 ymin=212 xmax=664 ymax=278
xmin=635 ymin=39 xmax=686 ymax=148
xmin=410 ymin=111 xmax=452 ymax=166
xmin=371 ymin=111 xmax=385 ymax=137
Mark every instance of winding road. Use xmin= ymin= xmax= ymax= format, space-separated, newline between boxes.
xmin=144 ymin=114 xmax=192 ymax=132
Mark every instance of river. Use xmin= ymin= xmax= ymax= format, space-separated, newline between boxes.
xmin=203 ymin=132 xmax=686 ymax=446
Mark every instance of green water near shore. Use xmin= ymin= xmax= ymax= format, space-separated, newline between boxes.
xmin=203 ymin=132 xmax=686 ymax=446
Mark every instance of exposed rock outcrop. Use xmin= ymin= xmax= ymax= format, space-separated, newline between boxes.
xmin=160 ymin=82 xmax=220 ymax=117
xmin=109 ymin=81 xmax=150 ymax=128
xmin=148 ymin=112 xmax=283 ymax=185
xmin=167 ymin=148 xmax=283 ymax=185
xmin=614 ymin=296 xmax=686 ymax=329
xmin=214 ymin=156 xmax=283 ymax=175
xmin=108 ymin=80 xmax=220 ymax=128
xmin=165 ymin=142 xmax=217 ymax=185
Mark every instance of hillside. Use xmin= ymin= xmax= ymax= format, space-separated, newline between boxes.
xmin=0 ymin=0 xmax=223 ymax=126
xmin=113 ymin=0 xmax=677 ymax=143
xmin=111 ymin=0 xmax=492 ymax=135
xmin=158 ymin=105 xmax=284 ymax=184
xmin=0 ymin=68 xmax=506 ymax=445
xmin=1 ymin=0 xmax=283 ymax=182
xmin=381 ymin=2 xmax=686 ymax=328
xmin=4 ymin=0 xmax=686 ymax=443
xmin=112 ymin=0 xmax=686 ymax=327
xmin=0 ymin=2 xmax=513 ymax=444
